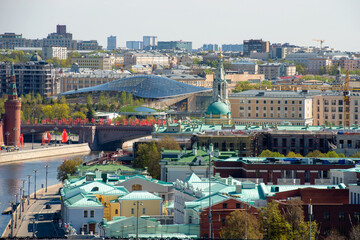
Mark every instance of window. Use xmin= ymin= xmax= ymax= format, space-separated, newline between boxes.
xmin=143 ymin=208 xmax=146 ymax=214
xmin=222 ymin=219 xmax=226 ymax=226
xmin=256 ymin=100 xmax=259 ymax=104
xmin=264 ymin=100 xmax=267 ymax=104
xmin=223 ymin=203 xmax=228 ymax=209
xmin=292 ymin=101 xmax=295 ymax=104
xmin=263 ymin=107 xmax=266 ymax=111
xmin=270 ymin=107 xmax=273 ymax=111
xmin=240 ymin=106 xmax=244 ymax=110
xmin=91 ymin=187 xmax=99 ymax=192
xmin=324 ymin=212 xmax=330 ymax=221
xmin=324 ymin=100 xmax=329 ymax=105
xmin=278 ymin=100 xmax=281 ymax=104
xmin=299 ymin=101 xmax=302 ymax=104
xmin=188 ymin=216 xmax=192 ymax=224
xmin=271 ymin=100 xmax=273 ymax=104
xmin=355 ymin=107 xmax=358 ymax=113
xmin=263 ymin=113 xmax=266 ymax=117
xmin=115 ymin=209 xmax=118 ymax=215
xmin=256 ymin=113 xmax=258 ymax=117
xmin=236 ymin=203 xmax=241 ymax=208
xmin=90 ymin=210 xmax=94 ymax=218
xmin=285 ymin=101 xmax=288 ymax=104
xmin=278 ymin=107 xmax=281 ymax=111
xmin=248 ymin=106 xmax=251 ymax=110
xmin=131 ymin=208 xmax=135 ymax=214
xmin=355 ymin=212 xmax=360 ymax=223
xmin=331 ymin=100 xmax=337 ymax=105
xmin=285 ymin=107 xmax=288 ymax=111
xmin=84 ymin=210 xmax=88 ymax=218
xmin=355 ymin=100 xmax=359 ymax=106
xmin=338 ymin=107 xmax=343 ymax=112
xmin=248 ymin=100 xmax=251 ymax=103
xmin=339 ymin=212 xmax=345 ymax=222
xmin=338 ymin=100 xmax=343 ymax=105
xmin=132 ymin=184 xmax=142 ymax=191
xmin=256 ymin=107 xmax=259 ymax=110
xmin=324 ymin=107 xmax=329 ymax=112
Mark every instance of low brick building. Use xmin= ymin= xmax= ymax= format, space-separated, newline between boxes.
xmin=214 ymin=157 xmax=355 ymax=185
xmin=268 ymin=188 xmax=360 ymax=239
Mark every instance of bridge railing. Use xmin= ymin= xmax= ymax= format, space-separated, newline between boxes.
xmin=21 ymin=118 xmax=166 ymax=127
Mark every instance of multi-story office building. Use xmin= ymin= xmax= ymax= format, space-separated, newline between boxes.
xmin=157 ymin=41 xmax=192 ymax=52
xmin=222 ymin=44 xmax=243 ymax=52
xmin=56 ymin=24 xmax=72 ymax=39
xmin=0 ymin=25 xmax=101 ymax=50
xmin=285 ymin=52 xmax=319 ymax=66
xmin=42 ymin=46 xmax=67 ymax=60
xmin=0 ymin=33 xmax=26 ymax=49
xmin=229 ymin=90 xmax=313 ymax=126
xmin=258 ymin=63 xmax=281 ymax=80
xmin=143 ymin=36 xmax=158 ymax=50
xmin=312 ymin=92 xmax=360 ymax=126
xmin=280 ymin=64 xmax=297 ymax=77
xmin=243 ymin=39 xmax=270 ymax=56
xmin=71 ymin=56 xmax=112 ymax=70
xmin=60 ymin=69 xmax=129 ymax=93
xmin=0 ymin=60 xmax=60 ymax=97
xmin=107 ymin=36 xmax=116 ymax=51
xmin=308 ymin=58 xmax=332 ymax=74
xmin=333 ymin=57 xmax=360 ymax=71
xmin=123 ymin=52 xmax=168 ymax=67
xmin=230 ymin=61 xmax=258 ymax=74
xmin=126 ymin=41 xmax=143 ymax=50
xmin=202 ymin=44 xmax=218 ymax=51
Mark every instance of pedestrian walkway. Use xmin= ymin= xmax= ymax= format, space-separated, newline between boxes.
xmin=1 ymin=183 xmax=64 ymax=238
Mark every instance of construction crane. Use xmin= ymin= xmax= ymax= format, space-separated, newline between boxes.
xmin=312 ymin=39 xmax=325 ymax=50
xmin=344 ymin=70 xmax=351 ymax=128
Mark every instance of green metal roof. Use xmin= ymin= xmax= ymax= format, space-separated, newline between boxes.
xmin=118 ymin=174 xmax=172 ymax=186
xmin=64 ymin=193 xmax=104 ymax=208
xmin=118 ymin=191 xmax=162 ymax=201
xmin=206 ymin=100 xmax=231 ymax=115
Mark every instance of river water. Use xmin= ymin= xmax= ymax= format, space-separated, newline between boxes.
xmin=0 ymin=152 xmax=98 ymax=235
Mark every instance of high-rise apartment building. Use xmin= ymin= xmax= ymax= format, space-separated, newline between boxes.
xmin=126 ymin=41 xmax=143 ymax=50
xmin=222 ymin=44 xmax=243 ymax=52
xmin=0 ymin=60 xmax=60 ymax=97
xmin=42 ymin=46 xmax=67 ymax=60
xmin=157 ymin=41 xmax=192 ymax=52
xmin=243 ymin=39 xmax=270 ymax=56
xmin=202 ymin=44 xmax=219 ymax=51
xmin=107 ymin=36 xmax=117 ymax=50
xmin=143 ymin=36 xmax=158 ymax=50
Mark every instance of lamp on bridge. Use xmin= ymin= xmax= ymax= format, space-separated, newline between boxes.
xmin=54 ymin=127 xmax=58 ymax=147
xmin=30 ymin=129 xmax=36 ymax=149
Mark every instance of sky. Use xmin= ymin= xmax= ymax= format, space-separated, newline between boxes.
xmin=0 ymin=0 xmax=359 ymax=52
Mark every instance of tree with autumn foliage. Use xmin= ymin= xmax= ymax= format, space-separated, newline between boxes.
xmin=220 ymin=210 xmax=262 ymax=239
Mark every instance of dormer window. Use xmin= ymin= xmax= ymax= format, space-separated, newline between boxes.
xmin=91 ymin=187 xmax=99 ymax=192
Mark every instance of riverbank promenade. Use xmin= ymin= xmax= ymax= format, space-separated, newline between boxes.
xmin=1 ymin=183 xmax=65 ymax=238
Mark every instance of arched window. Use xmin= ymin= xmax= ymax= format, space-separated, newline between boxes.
xmin=132 ymin=184 xmax=142 ymax=191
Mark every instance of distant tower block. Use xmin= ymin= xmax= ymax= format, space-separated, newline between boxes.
xmin=4 ymin=63 xmax=21 ymax=146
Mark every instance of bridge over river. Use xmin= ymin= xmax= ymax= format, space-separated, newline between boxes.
xmin=21 ymin=125 xmax=153 ymax=151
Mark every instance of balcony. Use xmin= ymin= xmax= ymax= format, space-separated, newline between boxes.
xmin=277 ymin=178 xmax=300 ymax=185
xmin=314 ymin=178 xmax=331 ymax=185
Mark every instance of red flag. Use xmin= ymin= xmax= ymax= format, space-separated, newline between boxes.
xmin=62 ymin=129 xmax=68 ymax=143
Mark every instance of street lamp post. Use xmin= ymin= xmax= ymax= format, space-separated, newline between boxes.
xmin=45 ymin=164 xmax=49 ymax=193
xmin=27 ymin=175 xmax=31 ymax=205
xmin=9 ymin=201 xmax=14 ymax=238
xmin=33 ymin=170 xmax=38 ymax=199
xmin=134 ymin=201 xmax=143 ymax=240
xmin=5 ymin=132 xmax=10 ymax=150
xmin=19 ymin=188 xmax=23 ymax=220
xmin=68 ymin=126 xmax=72 ymax=145
xmin=309 ymin=199 xmax=313 ymax=240
xmin=31 ymin=129 xmax=36 ymax=150
xmin=13 ymin=127 xmax=17 ymax=147
xmin=54 ymin=127 xmax=58 ymax=147
xmin=21 ymin=179 xmax=26 ymax=212
xmin=14 ymin=195 xmax=17 ymax=229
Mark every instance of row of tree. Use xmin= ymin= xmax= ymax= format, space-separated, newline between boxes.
xmin=233 ymin=81 xmax=272 ymax=92
xmin=258 ymin=149 xmax=360 ymax=158
xmin=134 ymin=136 xmax=180 ymax=179
xmin=220 ymin=200 xmax=318 ymax=240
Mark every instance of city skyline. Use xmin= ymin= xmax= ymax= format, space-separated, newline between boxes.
xmin=0 ymin=0 xmax=359 ymax=51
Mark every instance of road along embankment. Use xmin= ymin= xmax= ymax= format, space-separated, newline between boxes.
xmin=0 ymin=143 xmax=91 ymax=164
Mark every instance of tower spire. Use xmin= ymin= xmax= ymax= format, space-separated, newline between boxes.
xmin=8 ymin=63 xmax=18 ymax=100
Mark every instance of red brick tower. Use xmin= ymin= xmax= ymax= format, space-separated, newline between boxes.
xmin=4 ymin=63 xmax=21 ymax=146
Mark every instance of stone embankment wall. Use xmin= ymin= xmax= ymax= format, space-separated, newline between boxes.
xmin=0 ymin=143 xmax=91 ymax=164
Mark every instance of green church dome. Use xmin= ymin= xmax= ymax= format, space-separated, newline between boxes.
xmin=206 ymin=100 xmax=231 ymax=115
xmin=30 ymin=51 xmax=42 ymax=62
